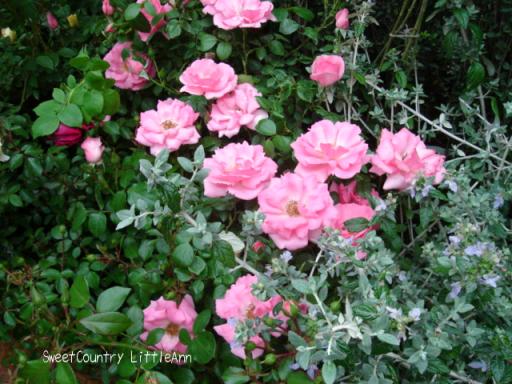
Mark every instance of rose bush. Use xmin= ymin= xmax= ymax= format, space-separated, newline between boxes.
xmin=0 ymin=0 xmax=511 ymax=383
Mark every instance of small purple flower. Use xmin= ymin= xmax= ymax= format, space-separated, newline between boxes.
xmin=449 ymin=282 xmax=462 ymax=299
xmin=468 ymin=360 xmax=487 ymax=372
xmin=408 ymin=308 xmax=421 ymax=321
xmin=493 ymin=194 xmax=504 ymax=209
xmin=479 ymin=274 xmax=501 ymax=288
xmin=280 ymin=251 xmax=293 ymax=263
xmin=464 ymin=242 xmax=487 ymax=257
xmin=375 ymin=200 xmax=387 ymax=212
xmin=290 ymin=363 xmax=300 ymax=370
xmin=227 ymin=318 xmax=238 ymax=327
xmin=264 ymin=265 xmax=273 ymax=277
xmin=446 ymin=180 xmax=458 ymax=193
xmin=398 ymin=271 xmax=407 ymax=281
xmin=386 ymin=307 xmax=403 ymax=320
xmin=449 ymin=236 xmax=461 ymax=246
xmin=306 ymin=365 xmax=318 ymax=379
xmin=408 ymin=187 xmax=417 ymax=198
xmin=421 ymin=185 xmax=433 ymax=198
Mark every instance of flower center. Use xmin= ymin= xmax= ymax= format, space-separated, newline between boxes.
xmin=161 ymin=120 xmax=177 ymax=130
xmin=285 ymin=200 xmax=300 ymax=217
xmin=166 ymin=322 xmax=180 ymax=336
xmin=245 ymin=303 xmax=256 ymax=319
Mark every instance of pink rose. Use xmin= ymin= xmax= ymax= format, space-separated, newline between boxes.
xmin=310 ymin=55 xmax=345 ymax=87
xmin=201 ymin=0 xmax=275 ymax=30
xmin=370 ymin=128 xmax=446 ymax=190
xmin=292 ymin=120 xmax=368 ymax=182
xmin=335 ymin=8 xmax=349 ymax=30
xmin=207 ymin=83 xmax=268 ymax=138
xmin=330 ymin=180 xmax=378 ymax=206
xmin=258 ymin=173 xmax=334 ymax=250
xmin=326 ymin=203 xmax=376 ymax=240
xmin=102 ymin=0 xmax=115 ymax=16
xmin=141 ymin=295 xmax=197 ymax=353
xmin=104 ymin=42 xmax=155 ymax=91
xmin=135 ymin=98 xmax=200 ymax=156
xmin=179 ymin=59 xmax=237 ymax=99
xmin=52 ymin=124 xmax=83 ymax=146
xmin=137 ymin=0 xmax=172 ymax=42
xmin=47 ymin=12 xmax=59 ymax=30
xmin=81 ymin=137 xmax=104 ymax=164
xmin=203 ymin=142 xmax=277 ymax=200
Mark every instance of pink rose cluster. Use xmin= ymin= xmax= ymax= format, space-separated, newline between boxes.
xmin=214 ymin=275 xmax=288 ymax=359
xmin=200 ymin=0 xmax=276 ymax=30
xmin=141 ymin=295 xmax=197 ymax=353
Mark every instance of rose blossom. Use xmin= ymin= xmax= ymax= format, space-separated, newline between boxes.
xmin=330 ymin=180 xmax=379 ymax=206
xmin=335 ymin=8 xmax=349 ymax=30
xmin=135 ymin=98 xmax=200 ymax=156
xmin=310 ymin=55 xmax=345 ymax=87
xmin=214 ymin=275 xmax=286 ymax=359
xmin=104 ymin=42 xmax=155 ymax=91
xmin=326 ymin=203 xmax=376 ymax=240
xmin=81 ymin=137 xmax=104 ymax=164
xmin=201 ymin=0 xmax=275 ymax=30
xmin=203 ymin=142 xmax=277 ymax=200
xmin=258 ymin=173 xmax=334 ymax=250
xmin=370 ymin=128 xmax=446 ymax=190
xmin=137 ymin=0 xmax=172 ymax=42
xmin=47 ymin=12 xmax=59 ymax=30
xmin=53 ymin=124 xmax=83 ymax=146
xmin=292 ymin=120 xmax=368 ymax=182
xmin=141 ymin=295 xmax=197 ymax=353
xmin=179 ymin=59 xmax=237 ymax=99
xmin=102 ymin=0 xmax=114 ymax=16
xmin=207 ymin=83 xmax=268 ymax=138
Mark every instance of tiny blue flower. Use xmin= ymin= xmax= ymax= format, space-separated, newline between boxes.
xmin=449 ymin=282 xmax=462 ymax=298
xmin=421 ymin=185 xmax=433 ymax=198
xmin=468 ymin=360 xmax=487 ymax=372
xmin=464 ymin=242 xmax=487 ymax=257
xmin=386 ymin=307 xmax=403 ymax=320
xmin=280 ymin=251 xmax=293 ymax=263
xmin=408 ymin=308 xmax=421 ymax=321
xmin=227 ymin=318 xmax=238 ymax=327
xmin=479 ymin=274 xmax=500 ymax=288
xmin=306 ymin=365 xmax=318 ymax=379
xmin=493 ymin=194 xmax=504 ymax=209
xmin=449 ymin=235 xmax=461 ymax=246
xmin=446 ymin=180 xmax=458 ymax=193
xmin=290 ymin=363 xmax=300 ymax=370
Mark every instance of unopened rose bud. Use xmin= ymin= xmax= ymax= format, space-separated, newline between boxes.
xmin=263 ymin=353 xmax=277 ymax=365
xmin=252 ymin=241 xmax=265 ymax=253
xmin=245 ymin=341 xmax=256 ymax=351
xmin=67 ymin=14 xmax=79 ymax=27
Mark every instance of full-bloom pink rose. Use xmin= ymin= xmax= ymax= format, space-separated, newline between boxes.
xmin=258 ymin=173 xmax=334 ymax=250
xmin=141 ymin=295 xmax=197 ymax=353
xmin=137 ymin=0 xmax=172 ymax=42
xmin=326 ymin=203 xmax=376 ymax=240
xmin=201 ymin=0 xmax=275 ymax=30
xmin=135 ymin=98 xmax=200 ymax=156
xmin=52 ymin=124 xmax=83 ymax=146
xmin=207 ymin=83 xmax=268 ymax=138
xmin=331 ymin=180 xmax=379 ymax=206
xmin=203 ymin=142 xmax=277 ymax=200
xmin=370 ymin=128 xmax=446 ymax=190
xmin=179 ymin=59 xmax=237 ymax=99
xmin=102 ymin=0 xmax=115 ymax=16
xmin=310 ymin=55 xmax=345 ymax=87
xmin=335 ymin=8 xmax=349 ymax=30
xmin=214 ymin=275 xmax=286 ymax=359
xmin=104 ymin=42 xmax=155 ymax=91
xmin=47 ymin=12 xmax=59 ymax=30
xmin=292 ymin=120 xmax=368 ymax=182
xmin=81 ymin=137 xmax=104 ymax=164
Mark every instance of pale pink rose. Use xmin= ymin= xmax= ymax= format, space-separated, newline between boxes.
xmin=140 ymin=295 xmax=197 ymax=354
xmin=330 ymin=180 xmax=379 ymax=206
xmin=137 ymin=0 xmax=172 ymax=42
xmin=102 ymin=0 xmax=115 ymax=16
xmin=310 ymin=55 xmax=345 ymax=87
xmin=292 ymin=120 xmax=368 ymax=182
xmin=179 ymin=59 xmax=237 ymax=99
xmin=104 ymin=42 xmax=155 ymax=91
xmin=201 ymin=0 xmax=275 ymax=30
xmin=203 ymin=142 xmax=277 ymax=200
xmin=370 ymin=128 xmax=446 ymax=190
xmin=135 ymin=98 xmax=200 ymax=156
xmin=207 ymin=83 xmax=268 ymax=138
xmin=81 ymin=137 xmax=104 ymax=164
xmin=335 ymin=8 xmax=349 ymax=30
xmin=47 ymin=12 xmax=59 ymax=30
xmin=326 ymin=203 xmax=375 ymax=240
xmin=258 ymin=173 xmax=334 ymax=250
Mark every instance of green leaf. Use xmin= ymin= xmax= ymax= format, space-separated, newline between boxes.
xmin=172 ymin=243 xmax=195 ymax=267
xmin=166 ymin=20 xmax=182 ymax=39
xmin=280 ymin=18 xmax=300 ymax=35
xmin=32 ymin=115 xmax=60 ymax=138
xmin=69 ymin=276 xmax=89 ymax=309
xmin=36 ymin=55 xmax=55 ymax=70
xmin=88 ymin=212 xmax=107 ymax=238
xmin=34 ymin=100 xmax=63 ymax=117
xmin=377 ymin=333 xmax=400 ymax=346
xmin=189 ymin=331 xmax=216 ymax=364
xmin=211 ymin=240 xmax=235 ymax=267
xmin=193 ymin=310 xmax=211 ymax=334
xmin=71 ymin=202 xmax=87 ymax=231
xmin=55 ymin=363 xmax=78 ymax=384
xmin=96 ymin=286 xmax=131 ymax=312
xmin=136 ymin=372 xmax=172 ymax=384
xmin=256 ymin=119 xmax=277 ymax=136
xmin=80 ymin=312 xmax=132 ymax=335
xmin=343 ymin=217 xmax=369 ymax=233
xmin=199 ymin=33 xmax=217 ymax=52
xmin=125 ymin=3 xmax=141 ymax=20
xmin=20 ymin=360 xmax=51 ymax=384
xmin=58 ymin=104 xmax=83 ymax=127
xmin=466 ymin=62 xmax=485 ymax=91
xmin=52 ymin=89 xmax=66 ymax=103
xmin=216 ymin=42 xmax=232 ymax=60
xmin=269 ymin=40 xmax=285 ymax=56
xmin=102 ymin=89 xmax=120 ymax=115
xmin=287 ymin=371 xmax=312 ymax=384
xmin=296 ymin=80 xmax=316 ymax=102
xmin=83 ymin=91 xmax=104 ymax=118
xmin=146 ymin=328 xmax=165 ymax=345
xmin=290 ymin=7 xmax=314 ymax=21
xmin=222 ymin=367 xmax=250 ymax=384
xmin=322 ymin=361 xmax=336 ymax=384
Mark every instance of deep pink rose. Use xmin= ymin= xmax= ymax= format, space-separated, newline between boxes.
xmin=310 ymin=55 xmax=345 ymax=87
xmin=292 ymin=120 xmax=368 ymax=182
xmin=104 ymin=42 xmax=155 ymax=91
xmin=135 ymin=98 xmax=200 ymax=156
xmin=81 ymin=137 xmax=104 ymax=164
xmin=141 ymin=295 xmax=197 ymax=353
xmin=335 ymin=8 xmax=349 ymax=30
xmin=201 ymin=0 xmax=275 ymax=30
xmin=52 ymin=124 xmax=83 ymax=146
xmin=326 ymin=203 xmax=376 ymax=240
xmin=47 ymin=12 xmax=59 ymax=30
xmin=207 ymin=83 xmax=268 ymax=138
xmin=179 ymin=59 xmax=237 ymax=99
xmin=330 ymin=180 xmax=379 ymax=206
xmin=102 ymin=0 xmax=115 ymax=16
xmin=370 ymin=128 xmax=446 ymax=190
xmin=258 ymin=173 xmax=334 ymax=250
xmin=137 ymin=0 xmax=172 ymax=42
